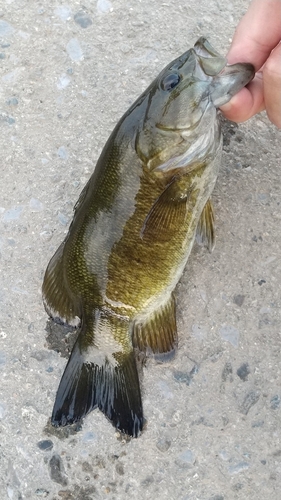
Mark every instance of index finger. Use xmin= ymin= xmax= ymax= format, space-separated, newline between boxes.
xmin=227 ymin=0 xmax=281 ymax=70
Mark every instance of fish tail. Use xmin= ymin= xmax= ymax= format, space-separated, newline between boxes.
xmin=51 ymin=313 xmax=143 ymax=437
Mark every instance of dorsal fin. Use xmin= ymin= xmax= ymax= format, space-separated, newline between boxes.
xmin=42 ymin=242 xmax=81 ymax=326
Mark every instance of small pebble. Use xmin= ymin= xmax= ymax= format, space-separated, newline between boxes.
xmin=156 ymin=437 xmax=171 ymax=452
xmin=157 ymin=380 xmax=174 ymax=399
xmin=221 ymin=362 xmax=233 ymax=382
xmin=176 ymin=449 xmax=195 ymax=468
xmin=251 ymin=420 xmax=264 ymax=428
xmin=6 ymin=97 xmax=18 ymax=105
xmin=257 ymin=193 xmax=270 ymax=205
xmin=228 ymin=461 xmax=249 ymax=474
xmin=270 ymin=395 xmax=280 ymax=410
xmin=37 ymin=440 xmax=54 ymax=451
xmin=97 ymin=0 xmax=113 ymax=13
xmin=2 ymin=70 xmax=19 ymax=83
xmin=239 ymin=390 xmax=260 ymax=415
xmin=0 ymin=20 xmax=14 ymax=36
xmin=236 ymin=363 xmax=250 ymax=381
xmin=57 ymin=74 xmax=71 ymax=90
xmin=57 ymin=146 xmax=68 ymax=159
xmin=29 ymin=198 xmax=44 ymax=212
xmin=174 ymin=364 xmax=198 ymax=385
xmin=174 ymin=370 xmax=192 ymax=385
xmin=35 ymin=489 xmax=49 ymax=497
xmin=66 ymin=38 xmax=83 ymax=62
xmin=233 ymin=294 xmax=245 ymax=307
xmin=31 ymin=350 xmax=50 ymax=361
xmin=54 ymin=6 xmax=72 ymax=21
xmin=74 ymin=10 xmax=93 ymax=28
xmin=49 ymin=454 xmax=68 ymax=486
xmin=82 ymin=431 xmax=98 ymax=443
xmin=57 ymin=212 xmax=69 ymax=226
xmin=2 ymin=206 xmax=23 ymax=221
xmin=0 ymin=114 xmax=15 ymax=125
xmin=219 ymin=325 xmax=239 ymax=347
xmin=40 ymin=230 xmax=53 ymax=241
xmin=142 ymin=476 xmax=154 ymax=486
xmin=115 ymin=462 xmax=124 ymax=475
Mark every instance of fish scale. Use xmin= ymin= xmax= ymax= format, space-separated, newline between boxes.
xmin=42 ymin=37 xmax=254 ymax=437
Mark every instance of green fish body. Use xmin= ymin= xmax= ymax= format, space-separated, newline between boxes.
xmin=43 ymin=38 xmax=254 ymax=436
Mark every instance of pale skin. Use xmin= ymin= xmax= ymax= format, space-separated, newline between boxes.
xmin=220 ymin=0 xmax=281 ymax=128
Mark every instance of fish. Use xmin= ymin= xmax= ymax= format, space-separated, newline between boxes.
xmin=42 ymin=37 xmax=254 ymax=437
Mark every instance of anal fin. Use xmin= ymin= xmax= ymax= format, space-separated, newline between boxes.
xmin=132 ymin=294 xmax=177 ymax=361
xmin=196 ymin=198 xmax=215 ymax=252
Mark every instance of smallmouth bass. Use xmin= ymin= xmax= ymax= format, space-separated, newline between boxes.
xmin=43 ymin=38 xmax=254 ymax=437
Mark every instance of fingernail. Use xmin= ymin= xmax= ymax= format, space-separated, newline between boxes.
xmin=220 ymin=101 xmax=232 ymax=112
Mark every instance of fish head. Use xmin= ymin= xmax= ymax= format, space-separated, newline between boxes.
xmin=136 ymin=37 xmax=254 ymax=171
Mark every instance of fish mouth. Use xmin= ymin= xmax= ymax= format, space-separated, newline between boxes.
xmin=193 ymin=37 xmax=255 ymax=106
xmin=210 ymin=62 xmax=255 ymax=107
xmin=194 ymin=37 xmax=227 ymax=76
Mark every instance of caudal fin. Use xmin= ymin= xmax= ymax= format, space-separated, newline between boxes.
xmin=51 ymin=331 xmax=143 ymax=437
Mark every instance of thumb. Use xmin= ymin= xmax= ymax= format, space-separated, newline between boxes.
xmin=263 ymin=43 xmax=281 ymax=128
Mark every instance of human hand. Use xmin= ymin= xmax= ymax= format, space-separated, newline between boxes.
xmin=220 ymin=0 xmax=281 ymax=128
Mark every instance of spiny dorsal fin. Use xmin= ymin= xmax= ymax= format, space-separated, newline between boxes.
xmin=196 ymin=198 xmax=215 ymax=252
xmin=132 ymin=294 xmax=177 ymax=361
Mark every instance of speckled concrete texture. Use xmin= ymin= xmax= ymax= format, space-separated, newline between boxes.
xmin=0 ymin=1 xmax=280 ymax=499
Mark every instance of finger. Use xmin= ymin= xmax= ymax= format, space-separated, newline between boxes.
xmin=220 ymin=73 xmax=264 ymax=122
xmin=263 ymin=43 xmax=281 ymax=128
xmin=227 ymin=0 xmax=281 ymax=70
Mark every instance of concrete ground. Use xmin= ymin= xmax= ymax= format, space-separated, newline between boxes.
xmin=0 ymin=1 xmax=280 ymax=499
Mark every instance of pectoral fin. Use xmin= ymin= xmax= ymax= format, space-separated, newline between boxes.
xmin=140 ymin=178 xmax=188 ymax=241
xmin=132 ymin=294 xmax=177 ymax=361
xmin=196 ymin=198 xmax=215 ymax=252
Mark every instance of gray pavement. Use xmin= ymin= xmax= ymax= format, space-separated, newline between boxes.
xmin=0 ymin=1 xmax=280 ymax=499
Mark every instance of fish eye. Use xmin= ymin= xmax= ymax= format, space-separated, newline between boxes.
xmin=161 ymin=73 xmax=180 ymax=91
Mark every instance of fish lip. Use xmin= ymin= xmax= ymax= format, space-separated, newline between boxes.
xmin=219 ymin=62 xmax=255 ymax=81
xmin=210 ymin=62 xmax=255 ymax=106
